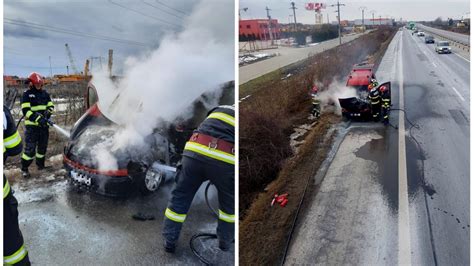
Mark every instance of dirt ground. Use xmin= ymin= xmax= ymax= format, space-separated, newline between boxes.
xmin=239 ymin=114 xmax=340 ymax=265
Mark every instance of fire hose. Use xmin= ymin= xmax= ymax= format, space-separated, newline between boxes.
xmin=190 ymin=181 xmax=232 ymax=266
xmin=16 ymin=115 xmax=70 ymax=139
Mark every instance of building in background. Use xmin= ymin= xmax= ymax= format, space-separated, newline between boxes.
xmin=354 ymin=18 xmax=394 ymax=26
xmin=239 ymin=19 xmax=281 ymax=41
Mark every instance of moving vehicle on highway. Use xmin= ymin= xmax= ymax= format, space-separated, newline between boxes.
xmin=417 ymin=31 xmax=425 ymax=37
xmin=435 ymin=41 xmax=452 ymax=54
xmin=63 ymin=82 xmax=234 ymax=197
xmin=425 ymin=35 xmax=435 ymax=43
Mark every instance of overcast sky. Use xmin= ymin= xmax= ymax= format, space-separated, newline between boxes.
xmin=240 ymin=0 xmax=470 ymax=24
xmin=4 ymin=0 xmax=200 ymax=76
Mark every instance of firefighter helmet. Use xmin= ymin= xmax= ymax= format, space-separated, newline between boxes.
xmin=28 ymin=72 xmax=44 ymax=87
xmin=379 ymin=85 xmax=387 ymax=92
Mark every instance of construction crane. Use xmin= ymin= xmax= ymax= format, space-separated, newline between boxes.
xmin=65 ymin=43 xmax=79 ymax=74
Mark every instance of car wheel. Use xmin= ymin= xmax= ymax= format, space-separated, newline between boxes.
xmin=128 ymin=162 xmax=164 ymax=195
xmin=143 ymin=167 xmax=164 ymax=193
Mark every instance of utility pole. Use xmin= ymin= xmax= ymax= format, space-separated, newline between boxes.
xmin=48 ymin=56 xmax=52 ymax=78
xmin=108 ymin=49 xmax=113 ymax=78
xmin=327 ymin=13 xmax=329 ymax=24
xmin=266 ymin=6 xmax=274 ymax=45
xmin=360 ymin=6 xmax=367 ymax=31
xmin=290 ymin=2 xmax=297 ymax=32
xmin=239 ymin=7 xmax=248 ymax=20
xmin=370 ymin=10 xmax=376 ymax=27
xmin=66 ymin=65 xmax=69 ymax=75
xmin=331 ymin=1 xmax=345 ymax=44
xmin=380 ymin=15 xmax=382 ymax=25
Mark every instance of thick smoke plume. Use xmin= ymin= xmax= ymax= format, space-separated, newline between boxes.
xmin=316 ymin=79 xmax=358 ymax=116
xmin=89 ymin=0 xmax=234 ymax=170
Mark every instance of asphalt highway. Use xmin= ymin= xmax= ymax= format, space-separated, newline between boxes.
xmin=285 ymin=28 xmax=469 ymax=265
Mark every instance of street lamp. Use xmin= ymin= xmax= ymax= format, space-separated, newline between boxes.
xmin=239 ymin=7 xmax=248 ymax=20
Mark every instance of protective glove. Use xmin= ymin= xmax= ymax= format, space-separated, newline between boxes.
xmin=38 ymin=116 xmax=49 ymax=127
xmin=46 ymin=108 xmax=53 ymax=119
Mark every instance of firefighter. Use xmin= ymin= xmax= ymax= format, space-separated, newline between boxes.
xmin=369 ymin=78 xmax=378 ymax=89
xmin=368 ymin=83 xmax=381 ymax=121
xmin=380 ymin=85 xmax=391 ymax=125
xmin=162 ymin=105 xmax=234 ymax=253
xmin=20 ymin=72 xmax=54 ymax=178
xmin=310 ymin=85 xmax=321 ymax=118
xmin=4 ymin=105 xmax=31 ymax=265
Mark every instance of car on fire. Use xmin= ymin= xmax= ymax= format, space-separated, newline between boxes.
xmin=338 ymin=63 xmax=391 ymax=120
xmin=63 ymin=82 xmax=234 ymax=197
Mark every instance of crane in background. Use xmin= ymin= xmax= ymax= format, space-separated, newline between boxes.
xmin=65 ymin=43 xmax=79 ymax=74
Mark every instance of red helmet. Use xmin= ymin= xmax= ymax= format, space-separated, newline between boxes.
xmin=28 ymin=72 xmax=44 ymax=87
xmin=379 ymin=85 xmax=387 ymax=92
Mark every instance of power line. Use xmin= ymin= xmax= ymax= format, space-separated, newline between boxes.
xmin=4 ymin=18 xmax=151 ymax=47
xmin=155 ymin=0 xmax=189 ymax=16
xmin=108 ymin=0 xmax=182 ymax=29
xmin=5 ymin=63 xmax=65 ymax=69
xmin=141 ymin=0 xmax=185 ymax=19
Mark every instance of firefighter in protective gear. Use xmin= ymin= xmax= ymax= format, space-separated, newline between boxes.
xmin=4 ymin=105 xmax=31 ymax=265
xmin=310 ymin=85 xmax=321 ymax=117
xmin=163 ymin=105 xmax=234 ymax=253
xmin=370 ymin=78 xmax=378 ymax=88
xmin=20 ymin=72 xmax=54 ymax=178
xmin=380 ymin=85 xmax=391 ymax=125
xmin=368 ymin=84 xmax=381 ymax=121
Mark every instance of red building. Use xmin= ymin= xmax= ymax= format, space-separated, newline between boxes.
xmin=239 ymin=19 xmax=281 ymax=41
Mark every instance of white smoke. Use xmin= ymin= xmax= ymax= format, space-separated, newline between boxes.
xmin=315 ymin=79 xmax=358 ymax=116
xmin=88 ymin=0 xmax=234 ymax=170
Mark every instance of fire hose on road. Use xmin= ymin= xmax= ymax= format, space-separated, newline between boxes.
xmin=190 ymin=181 xmax=234 ymax=266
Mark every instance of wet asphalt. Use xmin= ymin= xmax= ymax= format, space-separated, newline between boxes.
xmin=14 ymin=178 xmax=234 ymax=265
xmin=285 ymin=28 xmax=469 ymax=265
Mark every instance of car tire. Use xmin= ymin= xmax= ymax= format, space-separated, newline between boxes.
xmin=128 ymin=162 xmax=164 ymax=195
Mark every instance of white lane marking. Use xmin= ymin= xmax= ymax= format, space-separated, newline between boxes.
xmin=453 ymin=52 xmax=470 ymax=63
xmin=432 ymin=62 xmax=437 ymax=68
xmin=398 ymin=31 xmax=412 ymax=266
xmin=451 ymin=86 xmax=466 ymax=102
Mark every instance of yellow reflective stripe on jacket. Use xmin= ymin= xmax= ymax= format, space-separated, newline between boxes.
xmin=184 ymin=141 xmax=235 ymax=165
xmin=25 ymin=120 xmax=39 ymax=126
xmin=207 ymin=112 xmax=235 ymax=127
xmin=21 ymin=102 xmax=31 ymax=109
xmin=47 ymin=101 xmax=54 ymax=107
xmin=165 ymin=208 xmax=186 ymax=223
xmin=22 ymin=153 xmax=34 ymax=161
xmin=4 ymin=131 xmax=21 ymax=149
xmin=3 ymin=180 xmax=11 ymax=199
xmin=31 ymin=105 xmax=48 ymax=111
xmin=25 ymin=110 xmax=34 ymax=119
xmin=4 ymin=244 xmax=27 ymax=265
xmin=36 ymin=153 xmax=45 ymax=158
xmin=218 ymin=209 xmax=235 ymax=223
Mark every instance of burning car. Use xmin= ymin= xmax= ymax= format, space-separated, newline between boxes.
xmin=338 ymin=63 xmax=391 ymax=120
xmin=63 ymin=82 xmax=234 ymax=197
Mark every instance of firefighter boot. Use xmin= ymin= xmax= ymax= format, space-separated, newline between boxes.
xmin=164 ymin=241 xmax=176 ymax=253
xmin=219 ymin=240 xmax=231 ymax=251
